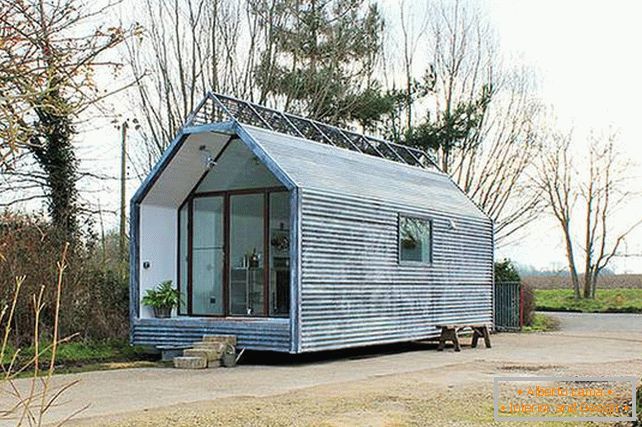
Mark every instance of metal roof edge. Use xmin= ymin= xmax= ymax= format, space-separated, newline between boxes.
xmin=132 ymin=121 xmax=238 ymax=206
xmin=234 ymin=122 xmax=298 ymax=191
xmin=131 ymin=130 xmax=189 ymax=206
xmin=182 ymin=120 xmax=236 ymax=135
xmin=441 ymin=174 xmax=493 ymax=222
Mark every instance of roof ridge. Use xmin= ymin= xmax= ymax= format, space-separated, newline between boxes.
xmin=184 ymin=91 xmax=438 ymax=170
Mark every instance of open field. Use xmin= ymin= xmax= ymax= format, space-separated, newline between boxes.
xmin=523 ymin=274 xmax=642 ymax=290
xmin=535 ymin=288 xmax=642 ymax=313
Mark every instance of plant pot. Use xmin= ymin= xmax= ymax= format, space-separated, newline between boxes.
xmin=153 ymin=306 xmax=172 ymax=318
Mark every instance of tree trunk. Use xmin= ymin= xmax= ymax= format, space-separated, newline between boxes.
xmin=582 ymin=183 xmax=593 ymax=298
xmin=562 ymin=225 xmax=580 ymax=299
xmin=30 ymin=102 xmax=78 ymax=241
xmin=582 ymin=272 xmax=591 ymax=299
xmin=442 ymin=143 xmax=450 ymax=174
xmin=590 ymin=268 xmax=599 ymax=299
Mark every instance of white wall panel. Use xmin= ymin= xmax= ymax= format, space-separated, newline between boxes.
xmin=139 ymin=204 xmax=177 ymax=318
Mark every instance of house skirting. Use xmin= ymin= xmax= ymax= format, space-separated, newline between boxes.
xmin=131 ymin=317 xmax=291 ymax=352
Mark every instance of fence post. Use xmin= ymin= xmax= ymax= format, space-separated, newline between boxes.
xmin=519 ymin=282 xmax=524 ymax=328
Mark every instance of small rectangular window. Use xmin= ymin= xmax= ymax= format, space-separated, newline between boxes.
xmin=399 ymin=215 xmax=432 ymax=264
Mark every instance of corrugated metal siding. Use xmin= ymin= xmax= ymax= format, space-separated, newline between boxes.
xmin=131 ymin=318 xmax=291 ymax=352
xmin=299 ymin=189 xmax=493 ymax=352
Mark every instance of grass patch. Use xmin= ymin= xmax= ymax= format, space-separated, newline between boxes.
xmin=535 ymin=288 xmax=642 ymax=313
xmin=522 ymin=313 xmax=560 ymax=332
xmin=3 ymin=339 xmax=158 ymax=374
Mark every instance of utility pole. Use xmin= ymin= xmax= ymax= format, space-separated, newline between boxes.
xmin=119 ymin=120 xmax=128 ymax=263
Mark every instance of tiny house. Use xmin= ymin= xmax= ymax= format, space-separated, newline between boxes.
xmin=130 ymin=93 xmax=494 ymax=354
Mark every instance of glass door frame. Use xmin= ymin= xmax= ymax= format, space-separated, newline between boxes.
xmin=178 ymin=186 xmax=288 ymax=318
xmin=187 ymin=194 xmax=225 ymax=316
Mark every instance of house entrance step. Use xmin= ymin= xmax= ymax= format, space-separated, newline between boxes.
xmin=173 ymin=356 xmax=207 ymax=369
xmin=183 ymin=347 xmax=225 ymax=362
xmin=202 ymin=335 xmax=237 ymax=346
xmin=172 ymin=334 xmax=237 ymax=369
xmin=192 ymin=342 xmax=225 ymax=351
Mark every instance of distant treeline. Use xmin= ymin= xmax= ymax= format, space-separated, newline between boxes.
xmin=516 ymin=265 xmax=615 ymax=277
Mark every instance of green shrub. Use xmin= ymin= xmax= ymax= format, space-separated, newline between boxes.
xmin=494 ymin=259 xmax=521 ymax=283
xmin=67 ymin=268 xmax=129 ymax=341
xmin=522 ymin=313 xmax=559 ymax=332
xmin=0 ymin=211 xmax=129 ymax=346
xmin=521 ymin=282 xmax=535 ymax=326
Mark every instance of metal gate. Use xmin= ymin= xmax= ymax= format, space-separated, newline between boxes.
xmin=495 ymin=281 xmax=521 ymax=331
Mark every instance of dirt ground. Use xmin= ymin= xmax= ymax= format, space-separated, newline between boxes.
xmin=82 ymin=357 xmax=642 ymax=427
xmin=1 ymin=317 xmax=639 ymax=426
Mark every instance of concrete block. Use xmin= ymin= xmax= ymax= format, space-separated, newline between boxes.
xmin=192 ymin=342 xmax=225 ymax=352
xmin=183 ymin=348 xmax=224 ymax=362
xmin=161 ymin=349 xmax=184 ymax=361
xmin=173 ymin=356 xmax=207 ymax=369
xmin=202 ymin=335 xmax=237 ymax=346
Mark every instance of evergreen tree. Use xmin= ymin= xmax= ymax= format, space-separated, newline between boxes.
xmin=254 ymin=0 xmax=391 ymax=128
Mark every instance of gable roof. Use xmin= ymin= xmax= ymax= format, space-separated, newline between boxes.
xmin=186 ymin=92 xmax=437 ymax=169
xmin=243 ymin=125 xmax=487 ymax=219
xmin=133 ymin=93 xmax=488 ymax=221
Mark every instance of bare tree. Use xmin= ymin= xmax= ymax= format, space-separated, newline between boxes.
xmin=410 ymin=0 xmax=544 ymax=245
xmin=0 ymin=0 xmax=137 ymax=237
xmin=579 ymin=133 xmax=640 ymax=297
xmin=398 ymin=0 xmax=429 ymax=131
xmin=451 ymin=69 xmax=544 ymax=243
xmin=534 ymin=131 xmax=581 ymax=298
xmin=124 ymin=0 xmax=267 ymax=172
xmin=534 ymin=130 xmax=640 ymax=299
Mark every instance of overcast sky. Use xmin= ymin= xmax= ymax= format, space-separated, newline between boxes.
xmin=487 ymin=0 xmax=642 ymax=273
xmin=72 ymin=0 xmax=642 ymax=273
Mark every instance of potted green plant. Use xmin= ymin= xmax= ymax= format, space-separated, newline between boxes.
xmin=142 ymin=280 xmax=180 ymax=318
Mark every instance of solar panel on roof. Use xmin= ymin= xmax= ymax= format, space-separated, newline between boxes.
xmin=184 ymin=92 xmax=438 ymax=170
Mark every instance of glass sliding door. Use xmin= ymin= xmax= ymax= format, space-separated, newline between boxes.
xmin=269 ymin=191 xmax=290 ymax=316
xmin=191 ymin=196 xmax=224 ymax=315
xmin=181 ymin=189 xmax=290 ymax=318
xmin=229 ymin=193 xmax=265 ymax=316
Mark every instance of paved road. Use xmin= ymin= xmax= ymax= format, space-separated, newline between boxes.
xmin=542 ymin=311 xmax=642 ymax=332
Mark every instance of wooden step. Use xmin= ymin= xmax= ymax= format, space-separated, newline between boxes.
xmin=173 ymin=356 xmax=207 ymax=369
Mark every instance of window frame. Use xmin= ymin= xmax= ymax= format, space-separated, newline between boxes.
xmin=397 ymin=213 xmax=433 ymax=266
